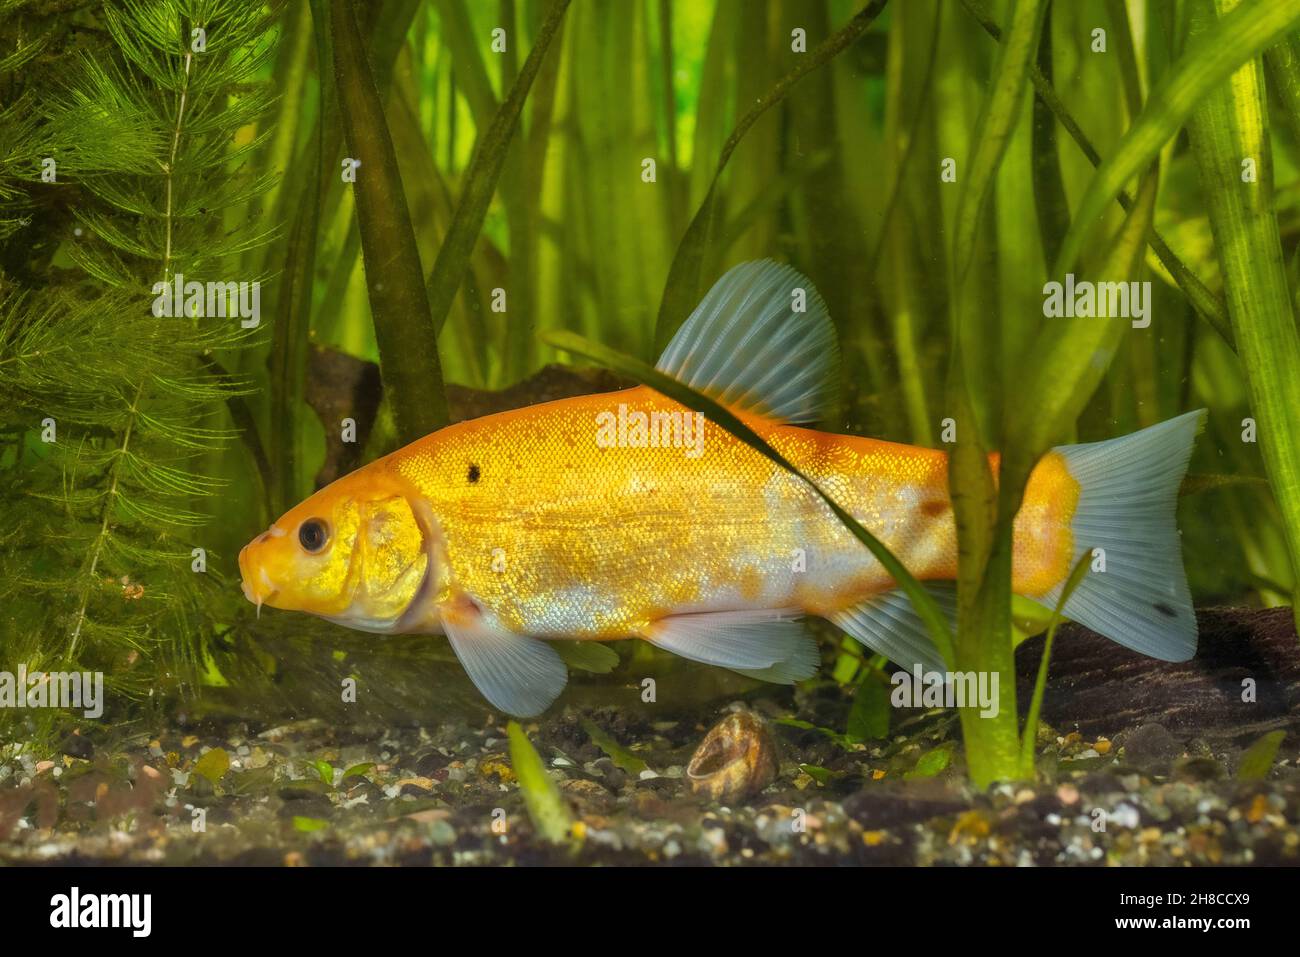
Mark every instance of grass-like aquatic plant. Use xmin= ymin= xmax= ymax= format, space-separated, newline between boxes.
xmin=1187 ymin=0 xmax=1300 ymax=636
xmin=329 ymin=0 xmax=449 ymax=443
xmin=560 ymin=0 xmax=1300 ymax=787
xmin=507 ymin=720 xmax=577 ymax=845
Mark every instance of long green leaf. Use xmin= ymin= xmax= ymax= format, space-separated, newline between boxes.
xmin=580 ymin=717 xmax=648 ymax=775
xmin=879 ymin=4 xmax=941 ymax=445
xmin=268 ymin=2 xmax=331 ymax=516
xmin=542 ymin=328 xmax=955 ymax=665
xmin=330 ymin=0 xmax=448 ymax=442
xmin=426 ymin=0 xmax=572 ymax=343
xmin=1187 ymin=0 xmax=1300 ymax=621
xmin=1018 ymin=551 xmax=1090 ymax=775
xmin=946 ymin=0 xmax=1045 ymax=790
xmin=507 ymin=720 xmax=576 ymax=844
xmin=1265 ymin=34 xmax=1300 ymax=136
xmin=1237 ymin=729 xmax=1286 ymax=780
xmin=950 ymin=0 xmax=1045 ymax=291
xmin=1004 ymin=170 xmax=1159 ymax=481
xmin=1053 ymin=0 xmax=1300 ymax=277
xmin=961 ymin=0 xmax=1233 ymax=348
xmin=435 ymin=0 xmax=500 ymax=127
xmin=653 ymin=0 xmax=889 ymax=351
xmin=1028 ymin=0 xmax=1068 ymax=270
xmin=948 ymin=0 xmax=1046 ymax=564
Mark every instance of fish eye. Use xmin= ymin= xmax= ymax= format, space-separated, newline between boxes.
xmin=298 ymin=518 xmax=329 ymax=553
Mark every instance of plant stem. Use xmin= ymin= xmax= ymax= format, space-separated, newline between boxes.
xmin=1019 ymin=554 xmax=1090 ymax=775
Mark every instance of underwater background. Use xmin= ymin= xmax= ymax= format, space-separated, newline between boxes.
xmin=1 ymin=0 xmax=1299 ymax=865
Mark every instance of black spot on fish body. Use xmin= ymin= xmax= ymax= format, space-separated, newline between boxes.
xmin=1154 ymin=602 xmax=1177 ymax=618
xmin=467 ymin=463 xmax=481 ymax=484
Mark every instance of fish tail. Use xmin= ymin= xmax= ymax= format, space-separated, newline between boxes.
xmin=1040 ymin=410 xmax=1207 ymax=661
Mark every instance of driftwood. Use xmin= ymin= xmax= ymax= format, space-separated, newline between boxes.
xmin=1014 ymin=607 xmax=1299 ymax=742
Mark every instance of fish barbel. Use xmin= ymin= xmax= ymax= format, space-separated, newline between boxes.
xmin=239 ymin=261 xmax=1203 ymax=715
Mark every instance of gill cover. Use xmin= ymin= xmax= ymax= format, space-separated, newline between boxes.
xmin=339 ymin=494 xmax=430 ymax=631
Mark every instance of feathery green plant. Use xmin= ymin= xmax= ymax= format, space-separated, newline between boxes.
xmin=0 ymin=0 xmax=277 ymax=734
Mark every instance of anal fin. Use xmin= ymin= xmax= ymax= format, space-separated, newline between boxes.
xmin=830 ymin=583 xmax=957 ymax=673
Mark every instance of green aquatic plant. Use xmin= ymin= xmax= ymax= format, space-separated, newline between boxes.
xmin=424 ymin=0 xmax=572 ymax=348
xmin=937 ymin=0 xmax=1300 ymax=785
xmin=914 ymin=0 xmax=1300 ymax=785
xmin=580 ymin=716 xmax=648 ymax=774
xmin=654 ymin=0 xmax=889 ymax=348
xmin=1018 ymin=552 xmax=1090 ymax=776
xmin=3 ymin=0 xmax=1298 ymax=793
xmin=329 ymin=0 xmax=448 ymax=443
xmin=1187 ymin=0 xmax=1300 ymax=633
xmin=193 ymin=746 xmax=231 ymax=785
xmin=0 ymin=0 xmax=276 ymax=731
xmin=1236 ymin=729 xmax=1285 ymax=780
xmin=507 ymin=720 xmax=577 ymax=845
xmin=943 ymin=0 xmax=1049 ymax=788
xmin=558 ymin=0 xmax=1300 ymax=789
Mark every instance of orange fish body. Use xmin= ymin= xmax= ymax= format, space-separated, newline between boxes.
xmin=240 ymin=261 xmax=1202 ymax=715
xmin=360 ymin=386 xmax=1076 ymax=636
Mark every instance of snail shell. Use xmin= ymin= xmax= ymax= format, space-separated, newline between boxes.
xmin=686 ymin=710 xmax=778 ymax=802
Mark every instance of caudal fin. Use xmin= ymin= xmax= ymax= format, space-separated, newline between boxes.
xmin=1043 ymin=410 xmax=1206 ymax=661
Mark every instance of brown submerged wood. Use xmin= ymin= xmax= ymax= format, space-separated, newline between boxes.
xmin=1014 ymin=606 xmax=1300 ymax=742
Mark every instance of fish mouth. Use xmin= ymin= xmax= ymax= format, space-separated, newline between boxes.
xmin=238 ymin=543 xmax=280 ymax=617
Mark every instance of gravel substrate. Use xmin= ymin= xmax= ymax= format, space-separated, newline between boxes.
xmin=1 ymin=691 xmax=1297 ymax=866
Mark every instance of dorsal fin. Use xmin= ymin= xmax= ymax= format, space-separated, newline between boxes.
xmin=655 ymin=260 xmax=840 ymax=424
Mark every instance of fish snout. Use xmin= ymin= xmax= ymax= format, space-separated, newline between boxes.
xmin=238 ymin=536 xmax=280 ymax=612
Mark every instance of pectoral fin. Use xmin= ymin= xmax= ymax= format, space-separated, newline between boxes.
xmin=443 ymin=604 xmax=568 ymax=717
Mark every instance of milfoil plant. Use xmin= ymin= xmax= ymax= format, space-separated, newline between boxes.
xmin=0 ymin=0 xmax=277 ymax=737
